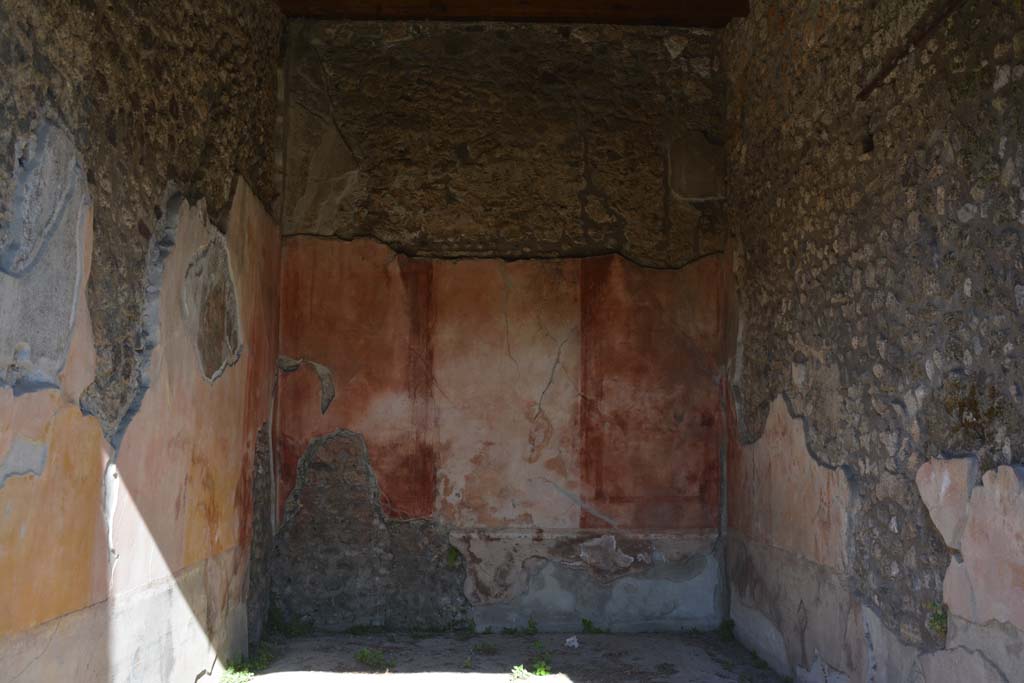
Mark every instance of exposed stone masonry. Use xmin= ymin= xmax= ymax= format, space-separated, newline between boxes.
xmin=0 ymin=0 xmax=283 ymax=439
xmin=284 ymin=20 xmax=727 ymax=267
xmin=724 ymin=0 xmax=1024 ymax=649
xmin=271 ymin=430 xmax=469 ymax=632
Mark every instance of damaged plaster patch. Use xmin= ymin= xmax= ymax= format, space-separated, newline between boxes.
xmin=451 ymin=529 xmax=722 ymax=632
xmin=271 ymin=429 xmax=467 ymax=630
xmin=670 ymin=131 xmax=726 ymax=201
xmin=0 ymin=438 xmax=48 ymax=488
xmin=0 ymin=122 xmax=89 ymax=394
xmin=182 ymin=236 xmax=241 ymax=382
xmin=579 ymin=535 xmax=634 ymax=572
xmin=85 ymin=192 xmax=180 ymax=450
xmin=1 ymin=122 xmax=86 ymax=275
xmin=277 ymin=355 xmax=335 ymax=413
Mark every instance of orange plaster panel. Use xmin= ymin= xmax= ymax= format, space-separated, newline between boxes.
xmin=113 ymin=182 xmax=280 ymax=594
xmin=0 ymin=205 xmax=108 ymax=637
xmin=0 ymin=396 xmax=105 ymax=637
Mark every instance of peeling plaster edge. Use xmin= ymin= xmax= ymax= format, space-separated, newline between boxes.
xmin=0 ymin=177 xmax=93 ymax=397
xmin=276 ymin=355 xmax=335 ymax=414
xmin=62 ymin=190 xmax=92 ymax=381
xmin=278 ymin=427 xmax=375 ymax=532
xmin=279 ymin=231 xmax=729 ymax=272
xmin=0 ymin=439 xmax=49 ymax=489
xmin=87 ymin=188 xmax=184 ymax=454
xmin=744 ymin=392 xmax=860 ymax=482
xmin=187 ymin=231 xmax=245 ymax=385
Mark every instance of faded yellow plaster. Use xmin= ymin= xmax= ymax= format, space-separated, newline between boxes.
xmin=0 ymin=401 xmax=105 ymax=637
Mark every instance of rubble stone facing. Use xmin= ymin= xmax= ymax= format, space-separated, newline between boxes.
xmin=1 ymin=0 xmax=283 ymax=438
xmin=724 ymin=0 xmax=1024 ymax=646
xmin=283 ymin=21 xmax=727 ymax=267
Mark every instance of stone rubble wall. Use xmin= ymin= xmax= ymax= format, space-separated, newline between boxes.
xmin=283 ymin=20 xmax=728 ymax=267
xmin=723 ymin=1 xmax=1024 ymax=680
xmin=1 ymin=0 xmax=283 ymax=440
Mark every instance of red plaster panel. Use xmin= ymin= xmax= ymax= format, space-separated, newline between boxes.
xmin=277 ymin=238 xmax=730 ymax=532
xmin=276 ymin=239 xmax=436 ymax=519
xmin=579 ymin=255 xmax=727 ymax=530
xmin=432 ymin=259 xmax=581 ymax=528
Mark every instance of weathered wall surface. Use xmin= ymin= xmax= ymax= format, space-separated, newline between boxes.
xmin=0 ymin=180 xmax=281 ymax=682
xmin=283 ymin=21 xmax=726 ymax=267
xmin=274 ymin=237 xmax=734 ymax=631
xmin=1 ymin=0 xmax=282 ymax=442
xmin=2 ymin=3 xmax=283 ymax=676
xmin=724 ymin=1 xmax=1024 ymax=681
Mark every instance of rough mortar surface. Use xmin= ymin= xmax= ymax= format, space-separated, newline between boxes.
xmin=1 ymin=0 xmax=282 ymax=438
xmin=271 ymin=430 xmax=470 ymax=631
xmin=284 ymin=21 xmax=726 ymax=267
xmin=725 ymin=0 xmax=1024 ymax=647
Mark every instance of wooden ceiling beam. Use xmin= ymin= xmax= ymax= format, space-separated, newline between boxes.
xmin=275 ymin=1 xmax=749 ymax=28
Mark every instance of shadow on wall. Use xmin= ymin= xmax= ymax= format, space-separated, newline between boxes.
xmin=0 ymin=117 xmax=281 ymax=683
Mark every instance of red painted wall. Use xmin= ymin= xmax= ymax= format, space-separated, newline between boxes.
xmin=277 ymin=238 xmax=732 ymax=531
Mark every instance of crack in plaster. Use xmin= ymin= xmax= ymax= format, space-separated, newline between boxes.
xmin=8 ymin=620 xmax=58 ymax=682
xmin=533 ymin=331 xmax=572 ymax=421
xmin=499 ymin=263 xmax=519 ymax=371
xmin=535 ymin=476 xmax=620 ymax=528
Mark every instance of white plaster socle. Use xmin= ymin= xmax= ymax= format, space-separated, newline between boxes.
xmin=453 ymin=529 xmax=723 ymax=632
xmin=731 ymin=600 xmax=790 ymax=676
xmin=915 ymin=456 xmax=979 ymax=549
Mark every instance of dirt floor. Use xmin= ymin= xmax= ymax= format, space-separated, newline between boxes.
xmin=249 ymin=631 xmax=785 ymax=682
